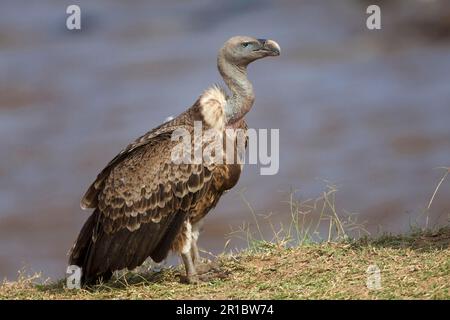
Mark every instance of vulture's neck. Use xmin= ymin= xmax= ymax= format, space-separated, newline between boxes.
xmin=218 ymin=57 xmax=255 ymax=125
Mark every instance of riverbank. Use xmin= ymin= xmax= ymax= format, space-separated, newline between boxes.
xmin=1 ymin=227 xmax=449 ymax=299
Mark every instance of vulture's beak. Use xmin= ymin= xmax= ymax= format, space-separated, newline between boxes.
xmin=257 ymin=39 xmax=281 ymax=56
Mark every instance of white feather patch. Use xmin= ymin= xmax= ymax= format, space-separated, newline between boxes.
xmin=199 ymin=85 xmax=226 ymax=131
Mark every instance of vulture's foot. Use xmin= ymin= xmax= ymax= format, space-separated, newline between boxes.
xmin=197 ymin=273 xmax=216 ymax=282
xmin=179 ymin=274 xmax=200 ymax=284
xmin=195 ymin=261 xmax=220 ymax=274
xmin=179 ymin=271 xmax=223 ymax=284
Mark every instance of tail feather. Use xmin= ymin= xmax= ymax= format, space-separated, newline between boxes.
xmin=68 ymin=209 xmax=112 ymax=286
xmin=68 ymin=208 xmax=188 ymax=287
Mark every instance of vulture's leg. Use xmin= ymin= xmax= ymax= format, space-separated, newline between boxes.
xmin=190 ymin=221 xmax=202 ymax=265
xmin=191 ymin=242 xmax=216 ymax=274
xmin=190 ymin=220 xmax=217 ymax=275
xmin=181 ymin=252 xmax=199 ymax=284
xmin=191 ymin=239 xmax=202 ymax=264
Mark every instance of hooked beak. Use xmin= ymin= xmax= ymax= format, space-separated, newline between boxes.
xmin=257 ymin=39 xmax=281 ymax=56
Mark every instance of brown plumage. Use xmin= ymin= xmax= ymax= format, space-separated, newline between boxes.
xmin=68 ymin=36 xmax=280 ymax=285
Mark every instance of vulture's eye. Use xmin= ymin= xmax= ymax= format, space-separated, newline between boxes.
xmin=242 ymin=42 xmax=251 ymax=48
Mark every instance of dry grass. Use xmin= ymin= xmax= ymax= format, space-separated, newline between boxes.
xmin=0 ymin=227 xmax=449 ymax=300
xmin=232 ymin=182 xmax=370 ymax=252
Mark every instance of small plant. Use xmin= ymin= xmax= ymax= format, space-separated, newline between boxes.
xmin=230 ymin=166 xmax=450 ymax=251
xmin=422 ymin=167 xmax=450 ymax=230
xmin=229 ymin=182 xmax=370 ymax=251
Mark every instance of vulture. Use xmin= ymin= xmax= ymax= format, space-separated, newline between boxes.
xmin=68 ymin=36 xmax=280 ymax=285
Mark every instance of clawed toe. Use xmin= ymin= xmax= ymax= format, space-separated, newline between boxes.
xmin=197 ymin=273 xmax=215 ymax=282
xmin=179 ymin=274 xmax=200 ymax=284
xmin=179 ymin=272 xmax=216 ymax=284
xmin=195 ymin=263 xmax=214 ymax=274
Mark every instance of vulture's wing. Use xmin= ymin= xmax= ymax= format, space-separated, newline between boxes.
xmin=81 ymin=119 xmax=183 ymax=209
xmin=71 ymin=120 xmax=216 ymax=282
xmin=97 ymin=131 xmax=212 ymax=235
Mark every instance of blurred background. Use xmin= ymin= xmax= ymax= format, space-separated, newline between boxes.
xmin=0 ymin=0 xmax=449 ymax=281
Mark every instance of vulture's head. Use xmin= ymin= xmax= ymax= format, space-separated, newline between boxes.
xmin=219 ymin=36 xmax=281 ymax=67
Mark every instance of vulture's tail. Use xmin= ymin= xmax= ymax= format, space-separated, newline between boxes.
xmin=68 ymin=209 xmax=112 ymax=286
xmin=69 ymin=207 xmax=188 ymax=287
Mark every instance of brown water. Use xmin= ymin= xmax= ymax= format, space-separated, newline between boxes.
xmin=1 ymin=0 xmax=450 ymax=281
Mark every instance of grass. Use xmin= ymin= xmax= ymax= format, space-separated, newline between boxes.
xmin=0 ymin=227 xmax=449 ymax=299
xmin=0 ymin=168 xmax=449 ymax=300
